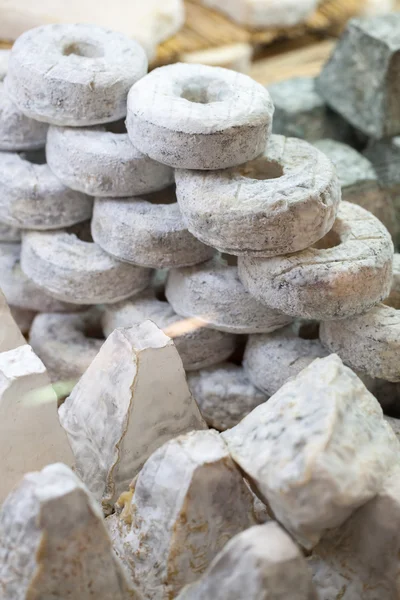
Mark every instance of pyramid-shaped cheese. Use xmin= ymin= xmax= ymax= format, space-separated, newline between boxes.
xmin=310 ymin=467 xmax=400 ymax=600
xmin=59 ymin=320 xmax=207 ymax=513
xmin=177 ymin=522 xmax=317 ymax=600
xmin=222 ymin=354 xmax=398 ymax=549
xmin=107 ymin=430 xmax=256 ymax=599
xmin=0 ymin=344 xmax=73 ymax=503
xmin=0 ymin=463 xmax=140 ymax=599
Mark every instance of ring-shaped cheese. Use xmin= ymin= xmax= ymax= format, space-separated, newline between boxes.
xmin=175 ymin=134 xmax=341 ymax=256
xmin=6 ymin=24 xmax=147 ymax=126
xmin=102 ymin=289 xmax=237 ymax=371
xmin=0 ymin=242 xmax=84 ymax=312
xmin=0 ymin=48 xmax=47 ymax=151
xmin=187 ymin=363 xmax=268 ymax=431
xmin=315 ymin=263 xmax=400 ymax=407
xmin=244 ymin=325 xmax=328 ymax=396
xmin=20 ymin=230 xmax=152 ymax=305
xmin=126 ymin=62 xmax=273 ymax=170
xmin=238 ymin=202 xmax=394 ymax=320
xmin=0 ymin=83 xmax=48 ymax=151
xmin=165 ymin=255 xmax=292 ymax=334
xmin=320 ymin=302 xmax=400 ymax=383
xmin=0 ymin=151 xmax=92 ymax=230
xmin=91 ymin=192 xmax=214 ymax=269
xmin=29 ymin=310 xmax=105 ymax=382
xmin=46 ymin=124 xmax=173 ymax=197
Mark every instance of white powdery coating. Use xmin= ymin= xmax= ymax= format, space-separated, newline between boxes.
xmin=1 ymin=47 xmax=47 ymax=152
xmin=177 ymin=522 xmax=317 ymax=600
xmin=46 ymin=125 xmax=173 ymax=197
xmin=0 ymin=152 xmax=92 ymax=230
xmin=30 ymin=309 xmax=104 ymax=383
xmin=127 ymin=63 xmax=273 ymax=169
xmin=0 ymin=221 xmax=21 ymax=242
xmin=107 ymin=430 xmax=256 ymax=599
xmin=6 ymin=23 xmax=148 ymax=126
xmin=188 ymin=363 xmax=268 ymax=431
xmin=0 ymin=242 xmax=84 ymax=312
xmin=309 ymin=467 xmax=400 ymax=600
xmin=59 ymin=321 xmax=207 ymax=512
xmin=175 ymin=134 xmax=341 ymax=256
xmin=222 ymin=354 xmax=398 ymax=549
xmin=102 ymin=289 xmax=236 ymax=371
xmin=0 ymin=345 xmax=74 ymax=503
xmin=200 ymin=0 xmax=318 ymax=28
xmin=320 ymin=304 xmax=400 ymax=382
xmin=0 ymin=83 xmax=48 ymax=151
xmin=244 ymin=325 xmax=329 ymax=396
xmin=0 ymin=288 xmax=26 ymax=352
xmin=91 ymin=195 xmax=214 ymax=269
xmin=238 ymin=202 xmax=394 ymax=320
xmin=166 ymin=256 xmax=292 ymax=334
xmin=21 ymin=230 xmax=152 ymax=305
xmin=0 ymin=463 xmax=139 ymax=599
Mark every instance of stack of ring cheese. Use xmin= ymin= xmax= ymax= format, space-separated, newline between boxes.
xmin=0 ymin=23 xmax=397 ymax=423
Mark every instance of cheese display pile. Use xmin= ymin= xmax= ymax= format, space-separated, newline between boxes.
xmin=0 ymin=15 xmax=399 ymax=599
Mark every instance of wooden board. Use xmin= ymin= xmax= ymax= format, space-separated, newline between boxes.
xmin=250 ymin=38 xmax=336 ymax=85
xmin=153 ymin=0 xmax=365 ymax=66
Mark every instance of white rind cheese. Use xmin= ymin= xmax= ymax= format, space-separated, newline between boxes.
xmin=107 ymin=430 xmax=256 ymax=599
xmin=59 ymin=320 xmax=207 ymax=513
xmin=0 ymin=463 xmax=141 ymax=599
xmin=177 ymin=522 xmax=317 ymax=600
xmin=222 ymin=354 xmax=398 ymax=549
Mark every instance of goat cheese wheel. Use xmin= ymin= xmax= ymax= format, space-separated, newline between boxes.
xmin=166 ymin=255 xmax=292 ymax=334
xmin=126 ymin=62 xmax=274 ymax=169
xmin=91 ymin=192 xmax=214 ymax=269
xmin=320 ymin=304 xmax=400 ymax=383
xmin=0 ymin=241 xmax=84 ymax=312
xmin=0 ymin=151 xmax=92 ymax=230
xmin=30 ymin=309 xmax=104 ymax=382
xmin=175 ymin=134 xmax=341 ymax=256
xmin=244 ymin=325 xmax=329 ymax=396
xmin=238 ymin=202 xmax=394 ymax=320
xmin=21 ymin=230 xmax=152 ymax=305
xmin=102 ymin=289 xmax=236 ymax=371
xmin=6 ymin=24 xmax=148 ymax=126
xmin=0 ymin=48 xmax=48 ymax=151
xmin=187 ymin=363 xmax=268 ymax=430
xmin=46 ymin=123 xmax=173 ymax=197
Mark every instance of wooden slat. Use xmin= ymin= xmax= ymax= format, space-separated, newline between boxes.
xmin=250 ymin=39 xmax=336 ymax=86
xmin=152 ymin=0 xmax=364 ymax=67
